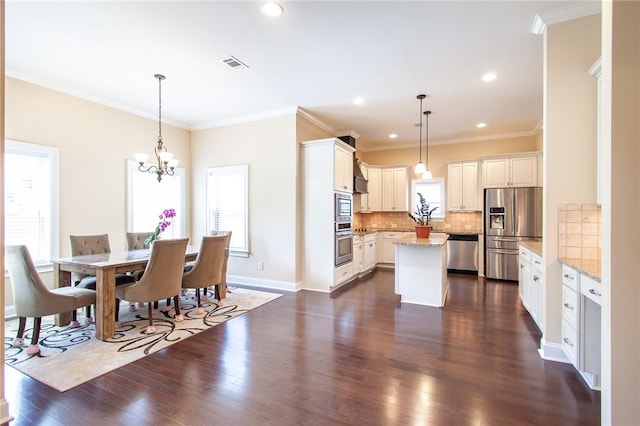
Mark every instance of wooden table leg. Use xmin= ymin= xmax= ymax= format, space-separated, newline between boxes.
xmin=54 ymin=264 xmax=72 ymax=326
xmin=94 ymin=267 xmax=116 ymax=341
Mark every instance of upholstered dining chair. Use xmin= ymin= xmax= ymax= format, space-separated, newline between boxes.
xmin=69 ymin=234 xmax=136 ymax=290
xmin=115 ymin=238 xmax=189 ymax=333
xmin=212 ymin=230 xmax=232 ymax=301
xmin=181 ymin=235 xmax=228 ymax=314
xmin=125 ymin=232 xmax=154 ymax=309
xmin=6 ymin=245 xmax=97 ymax=355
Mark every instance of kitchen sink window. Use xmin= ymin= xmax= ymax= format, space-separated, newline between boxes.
xmin=411 ymin=177 xmax=445 ymax=220
xmin=207 ymin=165 xmax=249 ymax=257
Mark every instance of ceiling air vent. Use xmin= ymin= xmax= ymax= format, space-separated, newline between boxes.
xmin=220 ymin=56 xmax=249 ymax=70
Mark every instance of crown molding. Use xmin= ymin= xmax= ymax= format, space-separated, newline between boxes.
xmin=295 ymin=107 xmax=337 ymax=135
xmin=530 ymin=1 xmax=602 ymax=35
xmin=358 ymin=129 xmax=540 ymax=153
xmin=193 ymin=106 xmax=299 ymax=130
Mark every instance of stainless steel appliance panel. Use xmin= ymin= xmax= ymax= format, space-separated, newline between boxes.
xmin=447 ymin=234 xmax=479 ymax=272
xmin=485 ymin=188 xmax=515 ymax=236
xmin=335 ymin=231 xmax=353 ymax=266
xmin=486 ymin=249 xmax=519 ymax=281
xmin=514 ymin=187 xmax=543 ymax=237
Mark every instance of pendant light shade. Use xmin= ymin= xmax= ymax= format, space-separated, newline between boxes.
xmin=415 ymin=94 xmax=426 ymax=174
xmin=423 ymin=110 xmax=432 ymax=179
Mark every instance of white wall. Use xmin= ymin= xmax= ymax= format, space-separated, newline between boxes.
xmin=600 ymin=1 xmax=640 ymax=423
xmin=542 ymin=14 xmax=600 ymax=351
xmin=190 ymin=114 xmax=299 ymax=291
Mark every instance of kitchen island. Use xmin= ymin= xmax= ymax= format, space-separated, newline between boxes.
xmin=394 ymin=234 xmax=449 ymax=307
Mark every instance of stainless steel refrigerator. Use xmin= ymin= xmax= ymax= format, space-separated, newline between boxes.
xmin=484 ymin=187 xmax=542 ymax=280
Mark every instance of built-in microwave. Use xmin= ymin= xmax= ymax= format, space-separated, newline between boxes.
xmin=335 ymin=192 xmax=352 ymax=223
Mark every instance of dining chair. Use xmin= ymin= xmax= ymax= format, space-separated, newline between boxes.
xmin=125 ymin=232 xmax=154 ymax=311
xmin=206 ymin=230 xmax=232 ymax=302
xmin=181 ymin=235 xmax=228 ymax=314
xmin=6 ymin=245 xmax=97 ymax=355
xmin=115 ymin=238 xmax=189 ymax=333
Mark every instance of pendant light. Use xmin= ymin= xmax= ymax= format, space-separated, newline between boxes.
xmin=422 ymin=110 xmax=433 ymax=179
xmin=415 ymin=94 xmax=427 ymax=174
xmin=134 ymin=74 xmax=179 ymax=182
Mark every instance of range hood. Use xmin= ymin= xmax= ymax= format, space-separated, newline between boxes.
xmin=338 ymin=135 xmax=368 ymax=194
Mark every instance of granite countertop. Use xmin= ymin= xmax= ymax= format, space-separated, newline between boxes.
xmin=559 ymin=258 xmax=601 ymax=282
xmin=520 ymin=240 xmax=542 ymax=256
xmin=393 ymin=235 xmax=449 ymax=247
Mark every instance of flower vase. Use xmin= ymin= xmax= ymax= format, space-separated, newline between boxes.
xmin=415 ymin=225 xmax=432 ymax=239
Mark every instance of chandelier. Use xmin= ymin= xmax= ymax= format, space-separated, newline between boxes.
xmin=135 ymin=74 xmax=178 ymax=182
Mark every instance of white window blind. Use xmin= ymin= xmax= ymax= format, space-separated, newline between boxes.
xmin=126 ymin=160 xmax=186 ymax=238
xmin=207 ymin=165 xmax=248 ymax=255
xmin=4 ymin=140 xmax=59 ymax=267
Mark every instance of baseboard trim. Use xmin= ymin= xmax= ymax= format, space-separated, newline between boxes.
xmin=0 ymin=398 xmax=14 ymax=425
xmin=227 ymin=275 xmax=300 ymax=292
xmin=538 ymin=338 xmax=571 ymax=363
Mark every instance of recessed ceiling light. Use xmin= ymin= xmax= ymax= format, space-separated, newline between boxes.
xmin=261 ymin=2 xmax=284 ymax=17
xmin=389 ymin=133 xmax=398 ymax=139
xmin=353 ymin=97 xmax=365 ymax=105
xmin=477 ymin=122 xmax=487 ymax=128
xmin=482 ymin=72 xmax=498 ymax=82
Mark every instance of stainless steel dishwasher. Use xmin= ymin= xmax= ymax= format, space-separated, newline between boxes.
xmin=447 ymin=233 xmax=479 ymax=274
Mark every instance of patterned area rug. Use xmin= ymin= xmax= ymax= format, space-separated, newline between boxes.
xmin=4 ymin=288 xmax=281 ymax=392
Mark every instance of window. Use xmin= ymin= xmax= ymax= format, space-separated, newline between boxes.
xmin=207 ymin=165 xmax=248 ymax=256
xmin=4 ymin=140 xmax=59 ymax=268
xmin=127 ymin=160 xmax=186 ymax=238
xmin=411 ymin=177 xmax=445 ymax=220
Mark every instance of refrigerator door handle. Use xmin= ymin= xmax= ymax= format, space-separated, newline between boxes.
xmin=494 ymin=250 xmax=517 ymax=255
xmin=494 ymin=237 xmax=518 ymax=242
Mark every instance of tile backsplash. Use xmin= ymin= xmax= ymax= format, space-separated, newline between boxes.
xmin=558 ymin=203 xmax=601 ymax=260
xmin=354 ymin=210 xmax=482 ymax=233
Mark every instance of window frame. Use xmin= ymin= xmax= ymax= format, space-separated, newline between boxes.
xmin=126 ymin=160 xmax=186 ymax=238
xmin=206 ymin=164 xmax=249 ymax=257
xmin=410 ymin=177 xmax=446 ymax=221
xmin=4 ymin=139 xmax=60 ymax=272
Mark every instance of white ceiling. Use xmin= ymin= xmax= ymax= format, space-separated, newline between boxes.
xmin=5 ymin=1 xmax=599 ymax=151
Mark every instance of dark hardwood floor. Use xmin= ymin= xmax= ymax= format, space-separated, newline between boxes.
xmin=6 ymin=270 xmax=600 ymax=425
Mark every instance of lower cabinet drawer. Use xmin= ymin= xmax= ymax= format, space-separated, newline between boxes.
xmin=581 ymin=275 xmax=603 ymax=306
xmin=334 ymin=262 xmax=354 ymax=285
xmin=562 ymin=285 xmax=579 ymax=327
xmin=562 ymin=318 xmax=579 ymax=366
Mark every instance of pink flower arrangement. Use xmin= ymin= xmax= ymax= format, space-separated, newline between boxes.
xmin=145 ymin=208 xmax=176 ymax=245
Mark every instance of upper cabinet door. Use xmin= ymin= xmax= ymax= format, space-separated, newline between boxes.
xmin=333 ymin=143 xmax=353 ymax=193
xmin=483 ymin=155 xmax=538 ymax=188
xmin=367 ymin=167 xmax=382 ymax=211
xmin=447 ymin=161 xmax=479 ymax=211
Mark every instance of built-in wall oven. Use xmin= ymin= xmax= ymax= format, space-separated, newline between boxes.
xmin=335 ymin=192 xmax=353 ymax=266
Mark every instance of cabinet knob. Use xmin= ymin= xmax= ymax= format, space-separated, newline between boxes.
xmin=563 ymin=302 xmax=574 ymax=310
xmin=563 ymin=337 xmax=574 ymax=347
xmin=533 ymin=275 xmax=539 ymax=282
xmin=589 ymin=288 xmax=602 ymax=297
xmin=563 ymin=274 xmax=572 ymax=280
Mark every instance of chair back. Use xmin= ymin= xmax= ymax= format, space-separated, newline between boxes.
xmin=6 ymin=245 xmax=68 ymax=317
xmin=70 ymin=234 xmax=111 ymax=255
xmin=183 ymin=235 xmax=228 ymax=288
xmin=128 ymin=238 xmax=189 ymax=301
xmin=210 ymin=230 xmax=232 ymax=250
xmin=126 ymin=232 xmax=153 ymax=250
xmin=69 ymin=234 xmax=111 ymax=283
xmin=210 ymin=231 xmax=232 ymax=285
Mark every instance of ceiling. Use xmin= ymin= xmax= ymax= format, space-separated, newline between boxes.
xmin=5 ymin=1 xmax=598 ymax=151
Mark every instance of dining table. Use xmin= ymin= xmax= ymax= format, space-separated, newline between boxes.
xmin=52 ymin=245 xmax=199 ymax=341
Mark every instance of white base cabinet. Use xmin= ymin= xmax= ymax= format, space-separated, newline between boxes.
xmin=560 ymin=264 xmax=602 ymax=390
xmin=518 ymin=245 xmax=543 ymax=331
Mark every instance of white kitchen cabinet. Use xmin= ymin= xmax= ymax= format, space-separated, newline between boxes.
xmin=518 ymin=246 xmax=531 ymax=311
xmin=334 ymin=142 xmax=353 ymax=193
xmin=301 ymin=138 xmax=356 ymax=292
xmin=560 ymin=264 xmax=602 ymax=390
xmin=381 ymin=167 xmax=408 ymax=211
xmin=518 ymin=244 xmax=543 ymax=331
xmin=367 ymin=167 xmax=382 ymax=211
xmin=353 ymin=235 xmax=363 ymax=276
xmin=483 ymin=155 xmax=538 ymax=188
xmin=363 ymin=233 xmax=377 ymax=272
xmin=382 ymin=232 xmax=399 ymax=264
xmin=447 ymin=161 xmax=479 ymax=211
